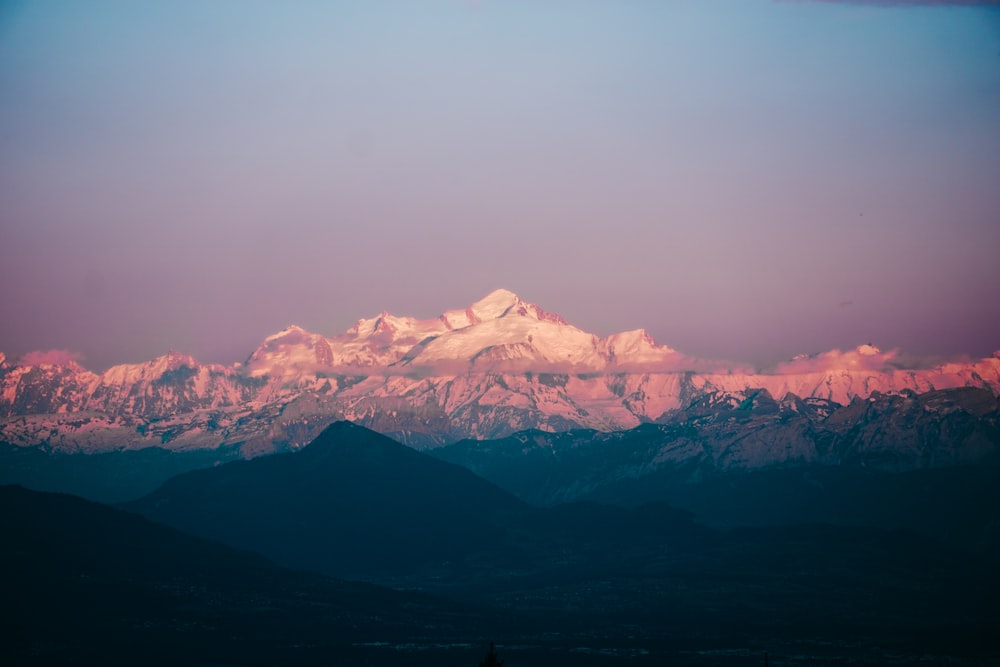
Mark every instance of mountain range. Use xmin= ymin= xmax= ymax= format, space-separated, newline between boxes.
xmin=434 ymin=386 xmax=1000 ymax=502
xmin=3 ymin=289 xmax=999 ymax=454
xmin=431 ymin=387 xmax=1000 ymax=554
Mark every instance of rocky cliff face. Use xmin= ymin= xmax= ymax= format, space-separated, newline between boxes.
xmin=2 ymin=290 xmax=998 ymax=454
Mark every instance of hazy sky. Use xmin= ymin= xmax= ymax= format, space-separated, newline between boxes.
xmin=2 ymin=0 xmax=999 ymax=370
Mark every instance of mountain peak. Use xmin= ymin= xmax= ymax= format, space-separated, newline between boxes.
xmin=157 ymin=350 xmax=199 ymax=368
xmin=610 ymin=328 xmax=656 ymax=346
xmin=468 ymin=289 xmax=569 ymax=326
xmin=601 ymin=328 xmax=678 ymax=366
xmin=470 ymin=289 xmax=521 ymax=320
xmin=246 ymin=324 xmax=333 ymax=372
xmin=261 ymin=324 xmax=316 ymax=345
xmin=299 ymin=420 xmax=393 ymax=458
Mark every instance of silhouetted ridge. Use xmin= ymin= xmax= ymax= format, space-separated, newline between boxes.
xmin=126 ymin=421 xmax=530 ymax=579
xmin=298 ymin=419 xmax=436 ymax=463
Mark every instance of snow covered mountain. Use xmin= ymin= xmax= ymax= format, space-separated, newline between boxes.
xmin=2 ymin=289 xmax=999 ymax=454
xmin=244 ymin=289 xmax=665 ymax=377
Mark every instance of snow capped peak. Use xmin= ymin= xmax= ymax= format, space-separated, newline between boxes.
xmin=265 ymin=324 xmax=312 ymax=341
xmin=0 ymin=352 xmax=6 ymax=368
xmin=246 ymin=324 xmax=335 ymax=375
xmin=601 ymin=329 xmax=680 ymax=367
xmin=149 ymin=350 xmax=200 ymax=372
xmin=98 ymin=351 xmax=202 ymax=387
xmin=350 ymin=311 xmax=420 ymax=339
xmin=439 ymin=290 xmax=568 ymax=330
xmin=472 ymin=289 xmax=569 ymax=325
xmin=609 ymin=328 xmax=658 ymax=347
xmin=857 ymin=343 xmax=881 ymax=356
xmin=470 ymin=289 xmax=522 ymax=321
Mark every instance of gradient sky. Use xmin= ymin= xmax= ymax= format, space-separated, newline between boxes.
xmin=1 ymin=0 xmax=998 ymax=371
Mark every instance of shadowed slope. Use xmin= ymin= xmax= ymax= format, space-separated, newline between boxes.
xmin=125 ymin=421 xmax=531 ymax=579
xmin=0 ymin=485 xmax=489 ymax=666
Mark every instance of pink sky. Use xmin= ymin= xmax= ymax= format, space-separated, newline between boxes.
xmin=1 ymin=1 xmax=998 ymax=370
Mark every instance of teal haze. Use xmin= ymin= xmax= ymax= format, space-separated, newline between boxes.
xmin=1 ymin=1 xmax=998 ymax=370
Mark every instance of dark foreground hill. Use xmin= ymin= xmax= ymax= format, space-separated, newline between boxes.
xmin=121 ymin=422 xmax=1000 ymax=665
xmin=0 ymin=485 xmax=504 ymax=667
xmin=124 ymin=420 xmax=535 ymax=580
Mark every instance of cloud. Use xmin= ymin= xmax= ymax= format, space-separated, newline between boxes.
xmin=771 ymin=346 xmax=1000 ymax=374
xmin=609 ymin=356 xmax=757 ymax=375
xmin=20 ymin=349 xmax=85 ymax=367
xmin=772 ymin=344 xmax=902 ymax=374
